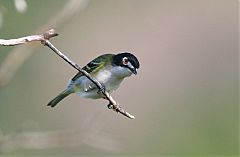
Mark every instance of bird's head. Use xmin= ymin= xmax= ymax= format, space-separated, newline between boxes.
xmin=112 ymin=52 xmax=140 ymax=76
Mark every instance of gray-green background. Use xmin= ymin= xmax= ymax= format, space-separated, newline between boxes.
xmin=0 ymin=0 xmax=238 ymax=156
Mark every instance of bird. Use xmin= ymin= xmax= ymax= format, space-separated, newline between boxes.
xmin=47 ymin=52 xmax=140 ymax=107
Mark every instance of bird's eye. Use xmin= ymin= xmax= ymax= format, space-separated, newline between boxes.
xmin=122 ymin=57 xmax=129 ymax=65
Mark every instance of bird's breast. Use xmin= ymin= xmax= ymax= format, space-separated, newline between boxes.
xmin=95 ymin=69 xmax=112 ymax=83
xmin=95 ymin=69 xmax=123 ymax=92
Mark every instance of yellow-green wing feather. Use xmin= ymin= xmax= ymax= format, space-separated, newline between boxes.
xmin=71 ymin=54 xmax=114 ymax=81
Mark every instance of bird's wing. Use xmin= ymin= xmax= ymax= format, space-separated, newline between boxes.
xmin=71 ymin=54 xmax=114 ymax=82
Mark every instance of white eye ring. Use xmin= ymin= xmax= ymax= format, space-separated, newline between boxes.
xmin=122 ymin=57 xmax=129 ymax=65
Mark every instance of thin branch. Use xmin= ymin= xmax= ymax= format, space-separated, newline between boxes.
xmin=0 ymin=29 xmax=135 ymax=119
xmin=0 ymin=29 xmax=58 ymax=46
xmin=0 ymin=0 xmax=89 ymax=87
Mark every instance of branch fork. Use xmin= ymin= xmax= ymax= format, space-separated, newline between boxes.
xmin=0 ymin=29 xmax=135 ymax=119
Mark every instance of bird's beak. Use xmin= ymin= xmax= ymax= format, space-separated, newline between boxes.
xmin=127 ymin=62 xmax=137 ymax=75
xmin=129 ymin=66 xmax=137 ymax=75
xmin=132 ymin=68 xmax=137 ymax=75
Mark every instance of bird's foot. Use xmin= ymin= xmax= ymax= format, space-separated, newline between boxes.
xmin=107 ymin=103 xmax=113 ymax=109
xmin=107 ymin=103 xmax=118 ymax=111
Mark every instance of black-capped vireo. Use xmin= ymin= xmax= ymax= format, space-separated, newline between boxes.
xmin=47 ymin=52 xmax=140 ymax=107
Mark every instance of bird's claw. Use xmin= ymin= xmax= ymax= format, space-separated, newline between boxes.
xmin=107 ymin=103 xmax=118 ymax=112
xmin=107 ymin=104 xmax=113 ymax=109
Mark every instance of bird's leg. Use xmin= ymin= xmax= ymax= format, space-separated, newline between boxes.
xmin=97 ymin=82 xmax=106 ymax=94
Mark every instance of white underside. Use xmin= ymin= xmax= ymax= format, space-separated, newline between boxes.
xmin=67 ymin=66 xmax=132 ymax=99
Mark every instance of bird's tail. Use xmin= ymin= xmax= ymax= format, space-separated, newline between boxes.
xmin=47 ymin=89 xmax=73 ymax=108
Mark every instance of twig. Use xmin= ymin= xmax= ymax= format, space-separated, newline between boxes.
xmin=0 ymin=29 xmax=135 ymax=119
xmin=0 ymin=29 xmax=58 ymax=46
xmin=0 ymin=0 xmax=89 ymax=87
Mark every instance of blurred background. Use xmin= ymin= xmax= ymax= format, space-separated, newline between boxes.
xmin=0 ymin=0 xmax=238 ymax=156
